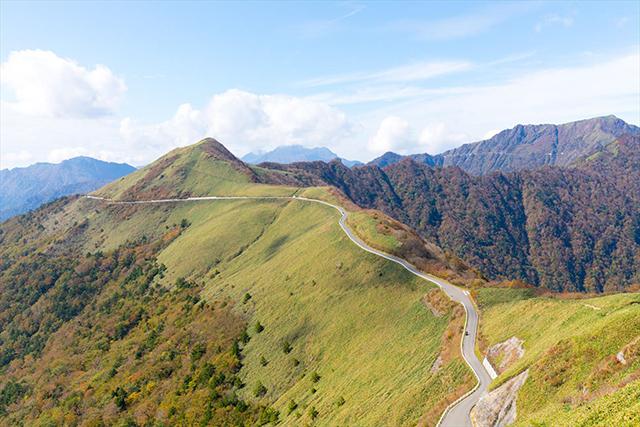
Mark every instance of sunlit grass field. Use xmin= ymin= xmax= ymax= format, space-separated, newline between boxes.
xmin=72 ymin=181 xmax=474 ymax=425
xmin=478 ymin=288 xmax=640 ymax=426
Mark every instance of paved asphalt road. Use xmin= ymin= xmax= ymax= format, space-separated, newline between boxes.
xmin=85 ymin=194 xmax=491 ymax=426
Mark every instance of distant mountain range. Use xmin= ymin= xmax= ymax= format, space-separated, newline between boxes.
xmin=0 ymin=157 xmax=135 ymax=221
xmin=369 ymin=115 xmax=640 ymax=174
xmin=242 ymin=145 xmax=362 ymax=167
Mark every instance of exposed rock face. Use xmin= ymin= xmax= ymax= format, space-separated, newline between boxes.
xmin=436 ymin=115 xmax=639 ymax=174
xmin=471 ymin=369 xmax=529 ymax=427
xmin=367 ymin=116 xmax=640 ymax=174
xmin=487 ymin=337 xmax=525 ymax=374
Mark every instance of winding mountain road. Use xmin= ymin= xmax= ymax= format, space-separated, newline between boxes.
xmin=84 ymin=194 xmax=492 ymax=426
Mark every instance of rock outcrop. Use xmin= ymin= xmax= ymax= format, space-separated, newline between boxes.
xmin=486 ymin=336 xmax=525 ymax=374
xmin=471 ymin=369 xmax=529 ymax=427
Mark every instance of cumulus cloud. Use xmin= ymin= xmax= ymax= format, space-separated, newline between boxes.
xmin=368 ymin=116 xmax=412 ymax=153
xmin=418 ymin=123 xmax=469 ymax=154
xmin=360 ymin=50 xmax=640 ymax=156
xmin=367 ymin=118 xmax=470 ymax=155
xmin=119 ymin=103 xmax=207 ymax=163
xmin=120 ymin=89 xmax=354 ymax=158
xmin=2 ymin=49 xmax=638 ymax=169
xmin=1 ymin=49 xmax=126 ymax=117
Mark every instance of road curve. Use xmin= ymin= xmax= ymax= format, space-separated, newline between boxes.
xmin=84 ymin=194 xmax=491 ymax=426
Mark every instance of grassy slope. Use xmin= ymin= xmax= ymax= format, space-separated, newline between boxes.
xmin=142 ymin=196 xmax=472 ymax=425
xmin=4 ymin=161 xmax=472 ymax=426
xmin=478 ymin=288 xmax=640 ymax=426
xmin=1 ymin=137 xmax=477 ymax=425
xmin=96 ymin=142 xmax=297 ymax=200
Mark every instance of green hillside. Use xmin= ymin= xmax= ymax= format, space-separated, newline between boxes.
xmin=96 ymin=138 xmax=298 ymax=200
xmin=477 ymin=288 xmax=640 ymax=426
xmin=0 ymin=140 xmax=474 ymax=426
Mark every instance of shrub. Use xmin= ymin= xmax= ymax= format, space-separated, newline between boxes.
xmin=191 ymin=342 xmax=206 ymax=361
xmin=258 ymin=407 xmax=279 ymax=425
xmin=253 ymin=382 xmax=267 ymax=397
xmin=310 ymin=371 xmax=321 ymax=383
xmin=231 ymin=340 xmax=241 ymax=358
xmin=198 ymin=362 xmax=216 ymax=385
xmin=243 ymin=292 xmax=252 ymax=303
xmin=260 ymin=356 xmax=268 ymax=366
xmin=175 ymin=277 xmax=193 ymax=290
xmin=255 ymin=321 xmax=264 ymax=333
xmin=335 ymin=396 xmax=346 ymax=407
xmin=240 ymin=330 xmax=250 ymax=344
xmin=282 ymin=340 xmax=292 ymax=354
xmin=111 ymin=387 xmax=127 ymax=411
xmin=287 ymin=399 xmax=298 ymax=414
xmin=308 ymin=406 xmax=319 ymax=420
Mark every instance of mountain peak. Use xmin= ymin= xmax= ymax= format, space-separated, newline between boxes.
xmin=367 ymin=115 xmax=639 ymax=174
xmin=194 ymin=137 xmax=242 ymax=163
xmin=242 ymin=144 xmax=361 ymax=167
xmin=368 ymin=151 xmax=404 ymax=168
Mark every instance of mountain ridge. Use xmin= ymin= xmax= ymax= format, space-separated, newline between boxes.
xmin=0 ymin=156 xmax=135 ymax=221
xmin=269 ymin=134 xmax=640 ymax=292
xmin=368 ymin=115 xmax=640 ymax=174
xmin=243 ymin=144 xmax=362 ymax=167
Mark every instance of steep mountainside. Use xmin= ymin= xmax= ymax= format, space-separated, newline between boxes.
xmin=368 ymin=116 xmax=639 ymax=175
xmin=273 ymin=135 xmax=640 ymax=292
xmin=476 ymin=288 xmax=640 ymax=426
xmin=436 ymin=115 xmax=639 ymax=174
xmin=242 ymin=145 xmax=362 ymax=167
xmin=0 ymin=157 xmax=135 ymax=221
xmin=0 ymin=139 xmax=473 ymax=426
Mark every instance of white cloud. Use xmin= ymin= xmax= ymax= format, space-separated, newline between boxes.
xmin=390 ymin=3 xmax=536 ymax=41
xmin=366 ymin=119 xmax=470 ymax=156
xmin=300 ymin=60 xmax=472 ymax=87
xmin=0 ymin=49 xmax=126 ymax=118
xmin=359 ymin=50 xmax=640 ymax=156
xmin=2 ymin=49 xmax=638 ymax=169
xmin=119 ymin=103 xmax=207 ymax=163
xmin=48 ymin=147 xmax=89 ymax=163
xmin=118 ymin=89 xmax=354 ymax=161
xmin=482 ymin=129 xmax=501 ymax=140
xmin=535 ymin=14 xmax=574 ymax=32
xmin=368 ymin=116 xmax=412 ymax=153
xmin=418 ymin=123 xmax=469 ymax=154
xmin=1 ymin=149 xmax=33 ymax=168
xmin=0 ymin=102 xmax=123 ymax=168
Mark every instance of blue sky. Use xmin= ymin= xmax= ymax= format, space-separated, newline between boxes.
xmin=1 ymin=1 xmax=639 ymax=168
